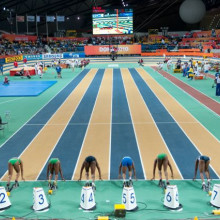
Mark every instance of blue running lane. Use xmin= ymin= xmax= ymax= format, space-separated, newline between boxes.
xmin=129 ymin=68 xmax=218 ymax=179
xmin=110 ymin=69 xmax=144 ymax=179
xmin=28 ymin=69 xmax=90 ymax=125
xmin=38 ymin=69 xmax=105 ymax=180
xmin=0 ymin=69 xmax=90 ymax=178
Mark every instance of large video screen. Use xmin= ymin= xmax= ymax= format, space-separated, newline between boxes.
xmin=92 ymin=8 xmax=133 ymax=35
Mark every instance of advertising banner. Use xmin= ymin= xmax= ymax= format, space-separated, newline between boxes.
xmin=46 ymin=16 xmax=55 ymax=22
xmin=27 ymin=15 xmax=35 ymax=22
xmin=23 ymin=54 xmax=42 ymax=60
xmin=5 ymin=55 xmax=23 ymax=63
xmin=57 ymin=16 xmax=65 ymax=22
xmin=16 ymin=16 xmax=25 ymax=22
xmin=84 ymin=45 xmax=141 ymax=55
xmin=0 ymin=58 xmax=5 ymax=64
xmin=2 ymin=34 xmax=37 ymax=42
xmin=63 ymin=52 xmax=85 ymax=58
xmin=42 ymin=54 xmax=63 ymax=59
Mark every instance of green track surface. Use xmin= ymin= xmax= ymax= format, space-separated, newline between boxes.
xmin=145 ymin=66 xmax=220 ymax=140
xmin=0 ymin=67 xmax=81 ymax=146
xmin=0 ymin=180 xmax=219 ymax=219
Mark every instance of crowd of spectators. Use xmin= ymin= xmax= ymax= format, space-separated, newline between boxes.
xmin=0 ymin=31 xmax=220 ymax=56
xmin=0 ymin=38 xmax=47 ymax=56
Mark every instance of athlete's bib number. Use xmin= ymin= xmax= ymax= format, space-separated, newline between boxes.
xmin=0 ymin=193 xmax=6 ymax=204
xmin=81 ymin=193 xmax=93 ymax=203
xmin=123 ymin=193 xmax=135 ymax=204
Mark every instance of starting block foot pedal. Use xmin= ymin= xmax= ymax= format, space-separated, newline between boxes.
xmin=114 ymin=204 xmax=126 ymax=218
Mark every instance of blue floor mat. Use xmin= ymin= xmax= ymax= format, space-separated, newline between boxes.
xmin=0 ymin=81 xmax=57 ymax=97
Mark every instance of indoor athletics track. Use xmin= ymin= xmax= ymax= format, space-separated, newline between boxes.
xmin=0 ymin=67 xmax=219 ymax=182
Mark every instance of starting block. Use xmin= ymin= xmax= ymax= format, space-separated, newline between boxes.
xmin=0 ymin=187 xmax=11 ymax=212
xmin=33 ymin=187 xmax=50 ymax=212
xmin=195 ymin=75 xmax=203 ymax=80
xmin=80 ymin=186 xmax=96 ymax=210
xmin=210 ymin=184 xmax=220 ymax=208
xmin=173 ymin=69 xmax=182 ymax=73
xmin=114 ymin=204 xmax=126 ymax=218
xmin=122 ymin=183 xmax=138 ymax=211
xmin=164 ymin=185 xmax=182 ymax=210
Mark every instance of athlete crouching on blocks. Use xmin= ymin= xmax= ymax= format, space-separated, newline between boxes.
xmin=78 ymin=156 xmax=102 ymax=190
xmin=47 ymin=158 xmax=65 ymax=190
xmin=151 ymin=153 xmax=174 ymax=187
xmin=118 ymin=156 xmax=137 ymax=187
xmin=7 ymin=158 xmax=25 ymax=191
xmin=193 ymin=155 xmax=211 ymax=191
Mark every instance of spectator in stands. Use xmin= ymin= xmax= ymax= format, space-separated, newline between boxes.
xmin=151 ymin=153 xmax=174 ymax=187
xmin=14 ymin=61 xmax=18 ymax=68
xmin=0 ymin=63 xmax=3 ymax=75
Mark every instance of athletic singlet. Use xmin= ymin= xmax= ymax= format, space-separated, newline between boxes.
xmin=49 ymin=158 xmax=59 ymax=164
xmin=8 ymin=158 xmax=21 ymax=165
xmin=157 ymin=153 xmax=167 ymax=160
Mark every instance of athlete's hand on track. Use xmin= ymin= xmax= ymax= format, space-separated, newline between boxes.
xmin=78 ymin=178 xmax=81 ymax=181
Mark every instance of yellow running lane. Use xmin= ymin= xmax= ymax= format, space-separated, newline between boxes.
xmin=136 ymin=68 xmax=220 ymax=177
xmin=1 ymin=69 xmax=98 ymax=181
xmin=73 ymin=69 xmax=113 ymax=180
xmin=121 ymin=68 xmax=182 ymax=180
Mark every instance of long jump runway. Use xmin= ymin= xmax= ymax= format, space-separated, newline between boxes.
xmin=0 ymin=68 xmax=220 ymax=181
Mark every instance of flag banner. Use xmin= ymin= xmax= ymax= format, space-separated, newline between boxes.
xmin=57 ymin=16 xmax=65 ymax=22
xmin=27 ymin=15 xmax=35 ymax=22
xmin=46 ymin=16 xmax=55 ymax=22
xmin=36 ymin=16 xmax=40 ymax=22
xmin=16 ymin=16 xmax=25 ymax=22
